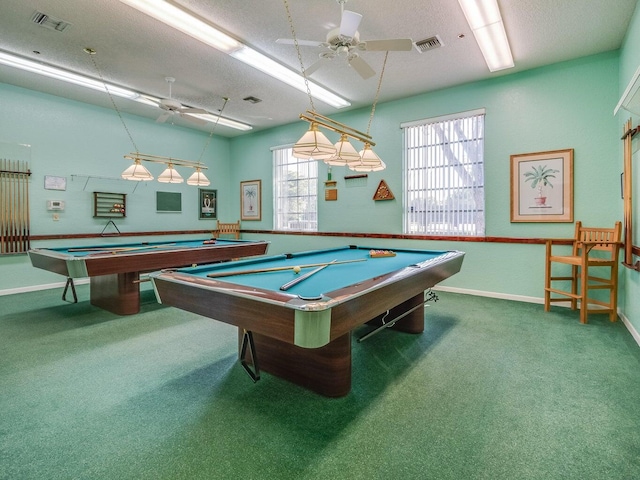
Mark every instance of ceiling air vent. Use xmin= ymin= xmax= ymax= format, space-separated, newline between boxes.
xmin=31 ymin=11 xmax=71 ymax=32
xmin=243 ymin=96 xmax=262 ymax=104
xmin=414 ymin=35 xmax=443 ymax=53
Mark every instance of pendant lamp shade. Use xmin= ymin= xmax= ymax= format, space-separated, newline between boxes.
xmin=292 ymin=123 xmax=336 ymax=160
xmin=324 ymin=134 xmax=362 ymax=166
xmin=350 ymin=143 xmax=386 ymax=172
xmin=121 ymin=157 xmax=154 ymax=181
xmin=157 ymin=163 xmax=184 ymax=183
xmin=187 ymin=167 xmax=210 ymax=186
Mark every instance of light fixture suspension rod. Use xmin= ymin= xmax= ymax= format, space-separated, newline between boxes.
xmin=123 ymin=153 xmax=209 ymax=170
xmin=299 ymin=113 xmax=375 ymax=146
xmin=306 ymin=111 xmax=372 ymax=140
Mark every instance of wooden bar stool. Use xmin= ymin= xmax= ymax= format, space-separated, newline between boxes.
xmin=544 ymin=221 xmax=622 ymax=323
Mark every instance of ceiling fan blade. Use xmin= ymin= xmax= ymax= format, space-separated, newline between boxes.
xmin=305 ymin=58 xmax=329 ymax=76
xmin=180 ymin=113 xmax=208 ymax=126
xmin=362 ymin=38 xmax=414 ymax=51
xmin=156 ymin=112 xmax=171 ymax=123
xmin=349 ymin=56 xmax=376 ymax=80
xmin=340 ymin=10 xmax=362 ymax=38
xmin=180 ymin=107 xmax=208 ymax=115
xmin=276 ymin=38 xmax=324 ymax=47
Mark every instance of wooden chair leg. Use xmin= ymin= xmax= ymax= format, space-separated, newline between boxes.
xmin=579 ymin=264 xmax=588 ymax=324
xmin=609 ymin=274 xmax=618 ymax=323
xmin=544 ymin=242 xmax=551 ymax=312
xmin=570 ymin=265 xmax=578 ymax=310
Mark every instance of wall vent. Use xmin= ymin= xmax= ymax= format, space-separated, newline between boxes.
xmin=31 ymin=11 xmax=71 ymax=32
xmin=414 ymin=35 xmax=443 ymax=53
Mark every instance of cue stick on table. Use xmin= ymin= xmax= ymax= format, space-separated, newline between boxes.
xmin=68 ymin=243 xmax=177 ymax=253
xmin=279 ymin=259 xmax=337 ymax=291
xmin=206 ymin=258 xmax=366 ymax=278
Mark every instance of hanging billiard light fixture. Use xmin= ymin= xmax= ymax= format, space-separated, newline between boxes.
xmin=283 ymin=0 xmax=388 ymax=170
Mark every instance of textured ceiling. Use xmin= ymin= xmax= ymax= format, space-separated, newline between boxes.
xmin=0 ymin=0 xmax=636 ymax=137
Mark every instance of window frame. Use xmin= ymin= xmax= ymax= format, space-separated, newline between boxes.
xmin=402 ymin=108 xmax=486 ymax=237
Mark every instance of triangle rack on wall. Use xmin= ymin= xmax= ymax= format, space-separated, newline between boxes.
xmin=373 ymin=180 xmax=395 ymax=201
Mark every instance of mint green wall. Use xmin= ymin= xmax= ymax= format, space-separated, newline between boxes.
xmin=0 ymin=83 xmax=232 ymax=235
xmin=231 ymin=51 xmax=623 ymax=304
xmin=618 ymin=0 xmax=640 ymax=334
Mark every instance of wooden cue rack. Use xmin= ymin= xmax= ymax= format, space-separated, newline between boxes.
xmin=622 ymin=119 xmax=640 ymax=271
xmin=0 ymin=159 xmax=31 ymax=254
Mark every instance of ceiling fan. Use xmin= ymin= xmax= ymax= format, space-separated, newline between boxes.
xmin=155 ymin=77 xmax=208 ymax=125
xmin=276 ymin=0 xmax=413 ymax=79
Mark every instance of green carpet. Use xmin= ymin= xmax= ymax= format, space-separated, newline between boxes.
xmin=1 ymin=286 xmax=639 ymax=479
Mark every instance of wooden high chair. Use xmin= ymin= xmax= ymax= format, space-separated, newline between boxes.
xmin=212 ymin=220 xmax=240 ymax=239
xmin=544 ymin=221 xmax=622 ymax=324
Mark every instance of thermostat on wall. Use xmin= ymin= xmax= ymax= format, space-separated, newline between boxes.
xmin=47 ymin=200 xmax=65 ymax=211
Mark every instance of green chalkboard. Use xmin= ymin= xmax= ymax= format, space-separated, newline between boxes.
xmin=156 ymin=191 xmax=182 ymax=212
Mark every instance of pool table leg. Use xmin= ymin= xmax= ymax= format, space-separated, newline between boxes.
xmin=239 ymin=330 xmax=352 ymax=397
xmin=369 ymin=292 xmax=425 ymax=334
xmin=90 ymin=272 xmax=140 ymax=315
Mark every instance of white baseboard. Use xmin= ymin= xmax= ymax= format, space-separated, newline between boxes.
xmin=434 ymin=286 xmax=640 ymax=348
xmin=0 ymin=279 xmax=90 ymax=297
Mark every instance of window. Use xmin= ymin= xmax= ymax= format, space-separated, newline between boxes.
xmin=402 ymin=109 xmax=485 ymax=236
xmin=273 ymin=146 xmax=318 ymax=231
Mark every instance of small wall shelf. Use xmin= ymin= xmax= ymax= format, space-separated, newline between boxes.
xmin=94 ymin=192 xmax=126 ymax=218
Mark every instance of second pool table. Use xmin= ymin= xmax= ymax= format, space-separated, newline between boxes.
xmin=29 ymin=238 xmax=269 ymax=315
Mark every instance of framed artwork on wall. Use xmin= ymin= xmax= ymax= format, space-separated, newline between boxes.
xmin=510 ymin=149 xmax=573 ymax=223
xmin=241 ymin=180 xmax=261 ymax=221
xmin=199 ymin=189 xmax=217 ymax=219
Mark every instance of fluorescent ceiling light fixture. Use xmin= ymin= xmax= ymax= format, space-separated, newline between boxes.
xmin=118 ymin=0 xmax=242 ymax=53
xmin=0 ymin=50 xmax=139 ymax=99
xmin=118 ymin=0 xmax=351 ymax=109
xmin=458 ymin=0 xmax=514 ymax=72
xmin=186 ymin=112 xmax=253 ymax=131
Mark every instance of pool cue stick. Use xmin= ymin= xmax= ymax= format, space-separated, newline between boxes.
xmin=9 ymin=160 xmax=15 ymax=252
xmin=17 ymin=162 xmax=22 ymax=252
xmin=0 ymin=160 xmax=5 ymax=253
xmin=206 ymin=258 xmax=366 ymax=278
xmin=279 ymin=259 xmax=338 ymax=291
xmin=68 ymin=243 xmax=178 ymax=253
xmin=24 ymin=164 xmax=30 ymax=251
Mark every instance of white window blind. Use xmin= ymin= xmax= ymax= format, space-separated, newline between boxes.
xmin=273 ymin=146 xmax=318 ymax=231
xmin=403 ymin=109 xmax=485 ymax=236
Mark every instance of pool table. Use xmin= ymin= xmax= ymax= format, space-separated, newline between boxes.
xmin=150 ymin=245 xmax=464 ymax=397
xmin=28 ymin=238 xmax=269 ymax=315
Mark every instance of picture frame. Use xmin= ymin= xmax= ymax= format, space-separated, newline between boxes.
xmin=241 ymin=180 xmax=261 ymax=221
xmin=510 ymin=149 xmax=573 ymax=223
xmin=199 ymin=189 xmax=217 ymax=219
xmin=44 ymin=175 xmax=67 ymax=191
